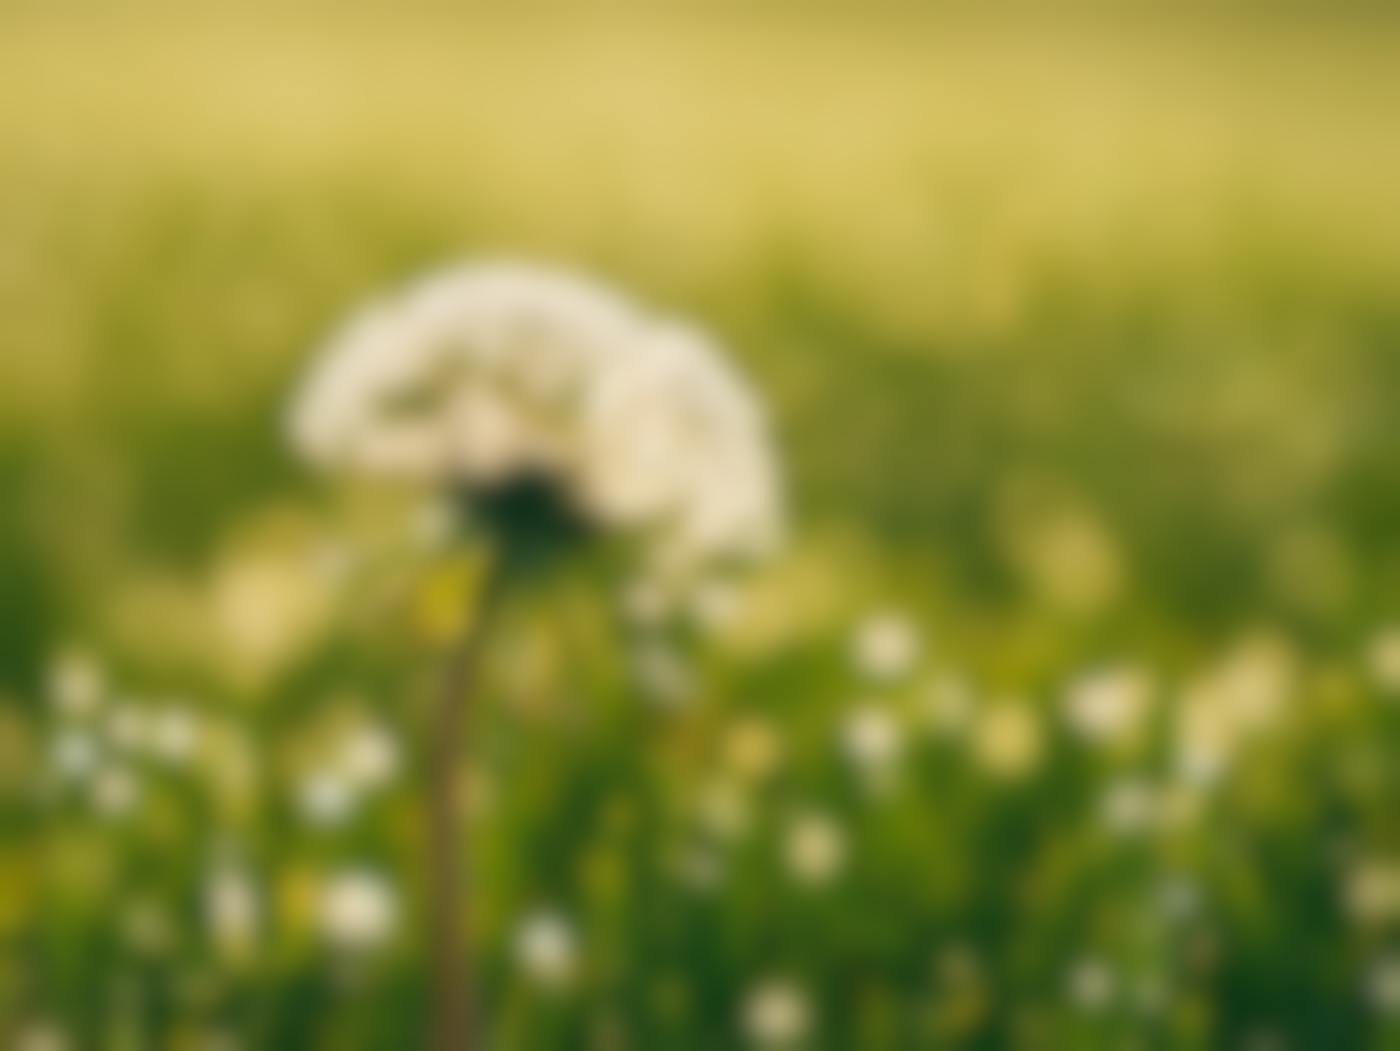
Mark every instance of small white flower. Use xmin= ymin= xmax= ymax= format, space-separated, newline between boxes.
xmin=514 ymin=909 xmax=578 ymax=988
xmin=742 ymin=977 xmax=812 ymax=1047
xmin=297 ymin=771 xmax=358 ymax=827
xmin=289 ymin=262 xmax=781 ymax=572
xmin=1063 ymin=664 xmax=1153 ymax=746
xmin=851 ymin=611 xmax=921 ymax=682
xmin=1344 ymin=858 xmax=1400 ymax=925
xmin=50 ymin=730 xmax=99 ymax=780
xmin=151 ymin=705 xmax=201 ymax=764
xmin=206 ymin=865 xmax=260 ymax=956
xmin=1066 ymin=956 xmax=1116 ymax=1012
xmin=319 ymin=869 xmax=396 ymax=953
xmin=841 ymin=704 xmax=902 ymax=772
xmin=783 ymin=811 xmax=847 ymax=887
xmin=47 ymin=649 xmax=104 ymax=718
xmin=339 ymin=723 xmax=401 ymax=791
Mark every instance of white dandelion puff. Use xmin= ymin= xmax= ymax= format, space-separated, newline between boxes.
xmin=513 ymin=909 xmax=579 ymax=989
xmin=741 ymin=977 xmax=812 ymax=1047
xmin=319 ymin=869 xmax=397 ymax=953
xmin=851 ymin=610 xmax=921 ymax=683
xmin=1063 ymin=664 xmax=1154 ymax=746
xmin=288 ymin=261 xmax=781 ymax=573
xmin=841 ymin=704 xmax=903 ymax=772
xmin=782 ymin=811 xmax=847 ymax=887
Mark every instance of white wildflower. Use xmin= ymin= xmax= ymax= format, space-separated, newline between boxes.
xmin=319 ymin=869 xmax=396 ymax=953
xmin=841 ymin=704 xmax=903 ymax=772
xmin=514 ymin=909 xmax=578 ymax=988
xmin=288 ymin=262 xmax=781 ymax=572
xmin=339 ymin=722 xmax=401 ymax=791
xmin=151 ymin=704 xmax=201 ymax=764
xmin=783 ymin=811 xmax=847 ymax=887
xmin=851 ymin=611 xmax=921 ymax=682
xmin=205 ymin=865 xmax=260 ymax=956
xmin=297 ymin=771 xmax=358 ymax=828
xmin=50 ymin=730 xmax=99 ymax=780
xmin=742 ymin=977 xmax=812 ymax=1047
xmin=1063 ymin=664 xmax=1153 ymax=746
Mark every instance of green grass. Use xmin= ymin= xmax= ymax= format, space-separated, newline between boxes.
xmin=2 ymin=7 xmax=1400 ymax=1048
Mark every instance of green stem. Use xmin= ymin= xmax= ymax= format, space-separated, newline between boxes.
xmin=428 ymin=548 xmax=505 ymax=1051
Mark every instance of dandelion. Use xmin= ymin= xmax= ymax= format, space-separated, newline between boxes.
xmin=852 ymin=610 xmax=921 ymax=682
xmin=288 ymin=261 xmax=781 ymax=572
xmin=90 ymin=765 xmax=140 ymax=818
xmin=723 ymin=716 xmax=784 ymax=782
xmin=742 ymin=977 xmax=812 ymax=1047
xmin=1343 ymin=858 xmax=1400 ymax=925
xmin=783 ymin=810 xmax=847 ymax=887
xmin=205 ymin=864 xmax=260 ymax=958
xmin=339 ymin=721 xmax=401 ymax=791
xmin=842 ymin=704 xmax=903 ymax=772
xmin=513 ymin=909 xmax=578 ymax=989
xmin=150 ymin=704 xmax=201 ymax=764
xmin=296 ymin=770 xmax=358 ymax=828
xmin=49 ymin=729 xmax=98 ymax=781
xmin=319 ymin=869 xmax=397 ymax=954
xmin=289 ymin=261 xmax=782 ymax=1049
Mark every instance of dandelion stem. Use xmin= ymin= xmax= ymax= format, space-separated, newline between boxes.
xmin=429 ymin=547 xmax=505 ymax=1051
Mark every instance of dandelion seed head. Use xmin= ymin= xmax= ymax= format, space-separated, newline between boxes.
xmin=741 ymin=977 xmax=812 ymax=1047
xmin=514 ymin=909 xmax=578 ymax=988
xmin=319 ymin=869 xmax=396 ymax=953
xmin=852 ymin=611 xmax=921 ymax=682
xmin=783 ymin=811 xmax=847 ymax=887
xmin=289 ymin=262 xmax=781 ymax=572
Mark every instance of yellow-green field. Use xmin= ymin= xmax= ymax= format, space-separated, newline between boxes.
xmin=3 ymin=7 xmax=1400 ymax=1049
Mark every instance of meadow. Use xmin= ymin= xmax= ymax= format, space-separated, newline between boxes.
xmin=2 ymin=7 xmax=1400 ymax=1048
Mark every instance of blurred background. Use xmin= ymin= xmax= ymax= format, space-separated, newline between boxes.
xmin=3 ymin=5 xmax=1400 ymax=1048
